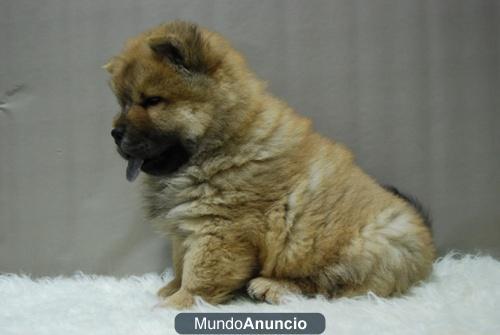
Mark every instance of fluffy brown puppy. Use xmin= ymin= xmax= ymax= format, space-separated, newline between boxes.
xmin=105 ymin=21 xmax=435 ymax=309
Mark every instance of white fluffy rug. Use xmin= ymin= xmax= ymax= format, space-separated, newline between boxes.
xmin=1 ymin=253 xmax=499 ymax=335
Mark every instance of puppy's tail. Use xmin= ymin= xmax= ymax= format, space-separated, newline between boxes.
xmin=383 ymin=185 xmax=432 ymax=229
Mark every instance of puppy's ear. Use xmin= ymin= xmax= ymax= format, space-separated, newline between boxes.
xmin=147 ymin=22 xmax=218 ymax=74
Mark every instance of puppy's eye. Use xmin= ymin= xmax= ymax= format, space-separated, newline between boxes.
xmin=142 ymin=96 xmax=164 ymax=108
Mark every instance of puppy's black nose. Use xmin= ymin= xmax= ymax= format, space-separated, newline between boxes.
xmin=111 ymin=126 xmax=125 ymax=144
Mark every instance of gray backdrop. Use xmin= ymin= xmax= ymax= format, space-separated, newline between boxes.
xmin=1 ymin=0 xmax=499 ymax=276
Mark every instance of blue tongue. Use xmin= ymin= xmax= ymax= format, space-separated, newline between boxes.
xmin=126 ymin=158 xmax=143 ymax=182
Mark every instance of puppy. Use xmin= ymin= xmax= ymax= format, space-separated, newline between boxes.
xmin=105 ymin=21 xmax=435 ymax=309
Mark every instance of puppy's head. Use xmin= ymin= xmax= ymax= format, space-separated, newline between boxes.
xmin=105 ymin=21 xmax=259 ymax=181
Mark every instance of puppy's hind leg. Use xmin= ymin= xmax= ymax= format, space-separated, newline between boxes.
xmin=247 ymin=277 xmax=321 ymax=304
xmin=329 ymin=209 xmax=435 ymax=298
xmin=247 ymin=277 xmax=301 ymax=304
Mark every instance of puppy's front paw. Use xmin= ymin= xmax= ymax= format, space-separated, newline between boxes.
xmin=247 ymin=277 xmax=299 ymax=304
xmin=159 ymin=288 xmax=194 ymax=309
xmin=157 ymin=279 xmax=181 ymax=298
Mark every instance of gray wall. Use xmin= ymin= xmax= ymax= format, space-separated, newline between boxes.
xmin=1 ymin=0 xmax=499 ymax=276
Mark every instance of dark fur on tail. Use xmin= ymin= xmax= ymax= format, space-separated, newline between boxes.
xmin=383 ymin=185 xmax=432 ymax=229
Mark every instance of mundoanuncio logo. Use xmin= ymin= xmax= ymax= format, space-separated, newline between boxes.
xmin=175 ymin=313 xmax=325 ymax=334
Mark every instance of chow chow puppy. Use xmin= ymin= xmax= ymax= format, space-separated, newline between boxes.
xmin=105 ymin=21 xmax=435 ymax=309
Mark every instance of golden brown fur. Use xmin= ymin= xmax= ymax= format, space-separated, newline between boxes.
xmin=105 ymin=21 xmax=435 ymax=309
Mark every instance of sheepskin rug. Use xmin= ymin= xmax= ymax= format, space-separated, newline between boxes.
xmin=1 ymin=253 xmax=499 ymax=335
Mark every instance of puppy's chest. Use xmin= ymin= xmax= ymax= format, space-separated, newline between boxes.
xmin=144 ymin=174 xmax=266 ymax=233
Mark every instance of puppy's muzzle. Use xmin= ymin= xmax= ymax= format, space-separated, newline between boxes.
xmin=111 ymin=126 xmax=191 ymax=182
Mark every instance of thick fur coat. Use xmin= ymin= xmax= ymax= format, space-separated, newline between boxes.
xmin=105 ymin=21 xmax=435 ymax=309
